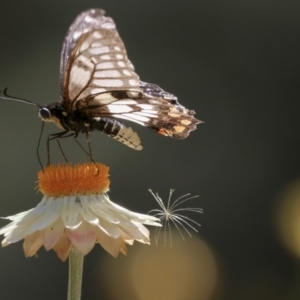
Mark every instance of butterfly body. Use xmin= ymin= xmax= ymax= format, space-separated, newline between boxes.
xmin=39 ymin=99 xmax=143 ymax=149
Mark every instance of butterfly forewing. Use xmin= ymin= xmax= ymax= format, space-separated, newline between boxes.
xmin=60 ymin=9 xmax=115 ymax=98
xmin=57 ymin=9 xmax=201 ymax=149
xmin=61 ymin=10 xmax=140 ymax=105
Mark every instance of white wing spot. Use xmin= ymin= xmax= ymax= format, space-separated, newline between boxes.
xmin=117 ymin=61 xmax=126 ymax=67
xmin=129 ymin=79 xmax=138 ymax=86
xmin=114 ymin=99 xmax=138 ymax=105
xmin=116 ymin=54 xmax=123 ymax=59
xmin=85 ymin=15 xmax=93 ymax=22
xmin=73 ymin=31 xmax=81 ymax=39
xmin=138 ymin=104 xmax=154 ymax=110
xmin=89 ymin=47 xmax=110 ymax=55
xmin=94 ymin=70 xmax=121 ymax=78
xmin=123 ymin=113 xmax=150 ymax=122
xmin=93 ymin=32 xmax=102 ymax=39
xmin=107 ymin=104 xmax=133 ymax=113
xmin=114 ymin=46 xmax=121 ymax=51
xmin=93 ymin=79 xmax=124 ymax=87
xmin=92 ymin=94 xmax=116 ymax=105
xmin=96 ymin=62 xmax=114 ymax=69
xmin=90 ymin=88 xmax=107 ymax=94
xmin=94 ymin=93 xmax=116 ymax=100
xmin=112 ymin=114 xmax=145 ymax=126
xmin=135 ymin=111 xmax=158 ymax=118
xmin=80 ymin=41 xmax=90 ymax=52
xmin=122 ymin=70 xmax=131 ymax=76
xmin=101 ymin=55 xmax=112 ymax=60
xmin=139 ymin=109 xmax=158 ymax=115
xmin=91 ymin=42 xmax=103 ymax=48
xmin=69 ymin=57 xmax=93 ymax=90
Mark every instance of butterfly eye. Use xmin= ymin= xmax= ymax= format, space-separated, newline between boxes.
xmin=39 ymin=108 xmax=51 ymax=120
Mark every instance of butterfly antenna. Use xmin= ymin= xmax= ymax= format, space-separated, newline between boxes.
xmin=0 ymin=88 xmax=39 ymax=107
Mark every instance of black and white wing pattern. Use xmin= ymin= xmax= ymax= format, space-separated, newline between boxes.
xmin=60 ymin=9 xmax=201 ymax=149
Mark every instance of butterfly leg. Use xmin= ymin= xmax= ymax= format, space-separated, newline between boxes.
xmin=85 ymin=133 xmax=93 ymax=162
xmin=47 ymin=135 xmax=51 ymax=166
xmin=36 ymin=122 xmax=46 ymax=172
xmin=47 ymin=130 xmax=75 ymax=165
xmin=56 ymin=140 xmax=69 ymax=163
xmin=49 ymin=130 xmax=75 ymax=140
xmin=73 ymin=137 xmax=99 ymax=175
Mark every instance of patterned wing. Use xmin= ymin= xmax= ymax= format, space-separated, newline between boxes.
xmin=84 ymin=81 xmax=202 ymax=139
xmin=60 ymin=9 xmax=201 ymax=146
xmin=60 ymin=9 xmax=140 ymax=106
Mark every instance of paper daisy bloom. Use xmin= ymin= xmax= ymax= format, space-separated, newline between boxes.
xmin=0 ymin=163 xmax=160 ymax=261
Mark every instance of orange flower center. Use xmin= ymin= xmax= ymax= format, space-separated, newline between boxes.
xmin=38 ymin=163 xmax=110 ymax=197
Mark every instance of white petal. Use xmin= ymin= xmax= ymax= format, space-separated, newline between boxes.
xmin=132 ymin=221 xmax=150 ymax=239
xmin=98 ymin=219 xmax=120 ymax=239
xmin=23 ymin=231 xmax=43 ymax=257
xmin=52 ymin=233 xmax=72 ymax=262
xmin=119 ymin=222 xmax=149 ymax=241
xmin=67 ymin=222 xmax=96 ymax=255
xmin=60 ymin=197 xmax=82 ymax=229
xmin=95 ymin=228 xmax=122 ymax=258
xmin=42 ymin=219 xmax=65 ymax=250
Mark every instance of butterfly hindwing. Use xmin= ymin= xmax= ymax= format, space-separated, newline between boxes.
xmin=80 ymin=83 xmax=200 ymax=139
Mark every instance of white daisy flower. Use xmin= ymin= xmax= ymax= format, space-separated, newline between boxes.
xmin=0 ymin=163 xmax=160 ymax=261
xmin=148 ymin=189 xmax=203 ymax=246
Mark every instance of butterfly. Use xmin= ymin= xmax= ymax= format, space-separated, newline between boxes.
xmin=0 ymin=9 xmax=201 ymax=150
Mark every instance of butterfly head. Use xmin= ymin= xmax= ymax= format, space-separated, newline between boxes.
xmin=38 ymin=107 xmax=51 ymax=121
xmin=37 ymin=103 xmax=66 ymax=130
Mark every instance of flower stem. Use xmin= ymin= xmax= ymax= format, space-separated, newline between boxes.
xmin=68 ymin=247 xmax=84 ymax=300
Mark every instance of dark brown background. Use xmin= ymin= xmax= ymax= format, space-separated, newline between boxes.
xmin=0 ymin=0 xmax=299 ymax=299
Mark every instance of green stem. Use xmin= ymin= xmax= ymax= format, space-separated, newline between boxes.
xmin=68 ymin=247 xmax=84 ymax=300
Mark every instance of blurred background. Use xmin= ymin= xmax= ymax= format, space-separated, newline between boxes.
xmin=0 ymin=0 xmax=300 ymax=299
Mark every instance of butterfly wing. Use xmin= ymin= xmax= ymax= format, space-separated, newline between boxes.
xmin=60 ymin=9 xmax=140 ymax=105
xmin=60 ymin=9 xmax=201 ymax=149
xmin=85 ymin=82 xmax=201 ymax=139
xmin=60 ymin=9 xmax=143 ymax=149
